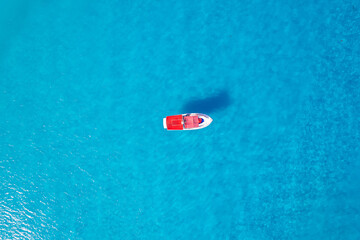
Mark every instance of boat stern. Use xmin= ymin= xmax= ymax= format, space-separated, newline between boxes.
xmin=163 ymin=118 xmax=167 ymax=129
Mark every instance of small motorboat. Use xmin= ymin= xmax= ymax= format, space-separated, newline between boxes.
xmin=163 ymin=113 xmax=213 ymax=130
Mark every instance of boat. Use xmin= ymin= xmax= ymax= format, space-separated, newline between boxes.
xmin=163 ymin=113 xmax=213 ymax=130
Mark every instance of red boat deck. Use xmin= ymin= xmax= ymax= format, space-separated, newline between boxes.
xmin=166 ymin=115 xmax=184 ymax=130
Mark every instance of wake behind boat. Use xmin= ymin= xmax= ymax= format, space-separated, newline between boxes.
xmin=163 ymin=113 xmax=213 ymax=130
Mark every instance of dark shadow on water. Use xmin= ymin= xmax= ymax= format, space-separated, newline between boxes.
xmin=182 ymin=90 xmax=232 ymax=113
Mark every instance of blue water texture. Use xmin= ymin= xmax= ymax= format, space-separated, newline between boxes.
xmin=1 ymin=0 xmax=360 ymax=239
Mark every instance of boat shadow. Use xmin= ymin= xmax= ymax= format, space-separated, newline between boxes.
xmin=182 ymin=90 xmax=231 ymax=114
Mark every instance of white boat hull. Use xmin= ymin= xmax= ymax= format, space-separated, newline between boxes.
xmin=163 ymin=113 xmax=212 ymax=131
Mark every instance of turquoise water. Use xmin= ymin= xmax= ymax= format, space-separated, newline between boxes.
xmin=1 ymin=0 xmax=360 ymax=239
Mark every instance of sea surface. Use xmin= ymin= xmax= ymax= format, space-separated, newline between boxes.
xmin=1 ymin=0 xmax=360 ymax=239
